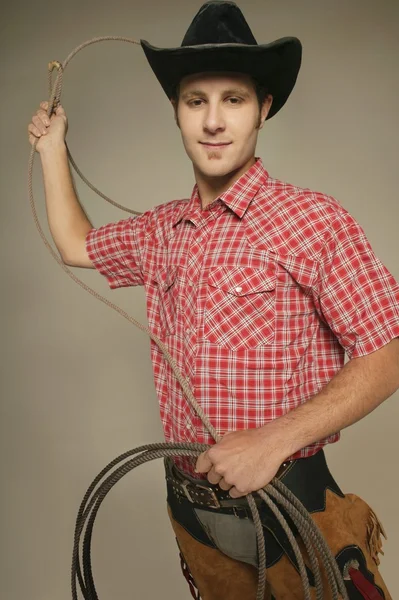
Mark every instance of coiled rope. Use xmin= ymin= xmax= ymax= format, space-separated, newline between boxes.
xmin=28 ymin=36 xmax=349 ymax=600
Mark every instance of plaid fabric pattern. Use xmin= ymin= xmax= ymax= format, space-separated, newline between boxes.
xmin=86 ymin=158 xmax=399 ymax=477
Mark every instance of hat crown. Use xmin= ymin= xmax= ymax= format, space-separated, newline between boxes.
xmin=181 ymin=1 xmax=258 ymax=47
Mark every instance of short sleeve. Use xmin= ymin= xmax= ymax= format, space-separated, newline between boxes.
xmin=313 ymin=212 xmax=399 ymax=359
xmin=85 ymin=215 xmax=145 ymax=289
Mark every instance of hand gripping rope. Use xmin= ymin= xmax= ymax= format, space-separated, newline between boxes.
xmin=28 ymin=36 xmax=350 ymax=600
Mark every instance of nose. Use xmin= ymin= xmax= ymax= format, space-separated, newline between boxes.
xmin=203 ymin=101 xmax=226 ymax=134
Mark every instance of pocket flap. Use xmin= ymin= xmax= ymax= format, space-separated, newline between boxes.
xmin=208 ymin=266 xmax=276 ymax=296
xmin=155 ymin=265 xmax=178 ymax=291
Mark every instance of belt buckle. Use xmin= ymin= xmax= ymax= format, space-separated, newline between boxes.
xmin=181 ymin=480 xmax=220 ymax=509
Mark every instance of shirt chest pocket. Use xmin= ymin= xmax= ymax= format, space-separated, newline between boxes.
xmin=204 ymin=266 xmax=277 ymax=351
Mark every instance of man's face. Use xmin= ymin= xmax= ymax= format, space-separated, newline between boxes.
xmin=172 ymin=72 xmax=272 ymax=180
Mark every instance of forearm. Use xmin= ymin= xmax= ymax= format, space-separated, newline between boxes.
xmin=266 ymin=338 xmax=399 ymax=461
xmin=39 ymin=142 xmax=93 ymax=262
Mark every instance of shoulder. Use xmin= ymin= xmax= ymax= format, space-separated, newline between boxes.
xmin=248 ymin=175 xmax=362 ymax=259
xmin=135 ymin=197 xmax=190 ymax=240
xmin=261 ymin=175 xmax=349 ymax=223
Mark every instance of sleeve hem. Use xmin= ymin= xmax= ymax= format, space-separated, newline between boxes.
xmin=85 ymin=228 xmax=126 ymax=290
xmin=349 ymin=329 xmax=399 ymax=360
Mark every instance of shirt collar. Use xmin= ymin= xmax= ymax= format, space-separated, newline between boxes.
xmin=220 ymin=157 xmax=268 ymax=218
xmin=172 ymin=157 xmax=268 ymax=227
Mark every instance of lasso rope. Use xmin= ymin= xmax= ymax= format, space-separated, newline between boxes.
xmin=28 ymin=36 xmax=349 ymax=600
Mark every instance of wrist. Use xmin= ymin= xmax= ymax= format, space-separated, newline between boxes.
xmin=39 ymin=139 xmax=67 ymax=158
xmin=258 ymin=418 xmax=299 ymax=464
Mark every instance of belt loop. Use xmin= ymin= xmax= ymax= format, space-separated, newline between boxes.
xmin=233 ymin=506 xmax=249 ymax=519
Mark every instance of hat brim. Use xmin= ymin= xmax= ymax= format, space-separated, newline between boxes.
xmin=140 ymin=37 xmax=302 ymax=119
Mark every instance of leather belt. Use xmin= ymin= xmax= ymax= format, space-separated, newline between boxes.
xmin=165 ymin=456 xmax=293 ymax=510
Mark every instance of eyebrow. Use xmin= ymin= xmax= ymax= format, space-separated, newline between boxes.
xmin=181 ymin=88 xmax=251 ymax=100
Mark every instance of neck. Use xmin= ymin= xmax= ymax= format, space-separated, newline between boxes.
xmin=194 ymin=156 xmax=256 ymax=208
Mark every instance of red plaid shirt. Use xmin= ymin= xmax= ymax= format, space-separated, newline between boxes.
xmin=86 ymin=158 xmax=399 ymax=476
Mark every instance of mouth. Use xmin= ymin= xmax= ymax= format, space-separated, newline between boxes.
xmin=199 ymin=142 xmax=232 ymax=149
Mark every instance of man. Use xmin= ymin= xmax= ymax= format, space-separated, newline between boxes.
xmin=28 ymin=1 xmax=399 ymax=598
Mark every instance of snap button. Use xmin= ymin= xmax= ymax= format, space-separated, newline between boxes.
xmin=235 ymin=286 xmax=243 ymax=293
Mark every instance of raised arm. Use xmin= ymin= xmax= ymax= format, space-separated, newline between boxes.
xmin=28 ymin=101 xmax=94 ymax=268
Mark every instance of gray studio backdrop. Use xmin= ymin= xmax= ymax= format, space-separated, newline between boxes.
xmin=1 ymin=0 xmax=398 ymax=598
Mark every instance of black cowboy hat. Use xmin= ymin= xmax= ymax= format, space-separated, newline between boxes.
xmin=140 ymin=0 xmax=302 ymax=120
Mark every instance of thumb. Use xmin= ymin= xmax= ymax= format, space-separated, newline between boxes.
xmin=195 ymin=450 xmax=213 ymax=474
xmin=54 ymin=104 xmax=66 ymax=117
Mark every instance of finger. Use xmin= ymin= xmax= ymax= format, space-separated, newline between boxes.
xmin=39 ymin=101 xmax=65 ymax=120
xmin=29 ymin=134 xmax=39 ymax=146
xmin=218 ymin=477 xmax=232 ymax=491
xmin=207 ymin=466 xmax=222 ymax=486
xmin=229 ymin=486 xmax=246 ymax=499
xmin=28 ymin=123 xmax=42 ymax=137
xmin=36 ymin=109 xmax=51 ymax=127
xmin=195 ymin=451 xmax=213 ymax=474
xmin=32 ymin=115 xmax=48 ymax=135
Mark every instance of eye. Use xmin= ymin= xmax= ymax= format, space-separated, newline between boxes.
xmin=188 ymin=99 xmax=204 ymax=107
xmin=226 ymin=97 xmax=243 ymax=104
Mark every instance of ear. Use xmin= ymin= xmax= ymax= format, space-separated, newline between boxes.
xmin=259 ymin=95 xmax=273 ymax=130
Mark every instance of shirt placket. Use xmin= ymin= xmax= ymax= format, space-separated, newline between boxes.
xmin=180 ymin=203 xmax=225 ymax=438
